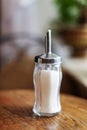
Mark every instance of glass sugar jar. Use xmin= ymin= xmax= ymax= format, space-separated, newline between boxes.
xmin=33 ymin=30 xmax=62 ymax=117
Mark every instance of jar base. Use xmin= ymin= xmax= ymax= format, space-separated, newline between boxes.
xmin=33 ymin=108 xmax=61 ymax=117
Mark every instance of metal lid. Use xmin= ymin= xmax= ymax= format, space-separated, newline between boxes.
xmin=35 ymin=30 xmax=61 ymax=64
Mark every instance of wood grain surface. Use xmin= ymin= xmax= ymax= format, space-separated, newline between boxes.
xmin=0 ymin=90 xmax=87 ymax=130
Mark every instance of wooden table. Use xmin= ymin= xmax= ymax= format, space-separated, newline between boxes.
xmin=0 ymin=90 xmax=87 ymax=130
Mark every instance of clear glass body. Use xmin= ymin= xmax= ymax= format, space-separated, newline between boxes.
xmin=33 ymin=62 xmax=62 ymax=117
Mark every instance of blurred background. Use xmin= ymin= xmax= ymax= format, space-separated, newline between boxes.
xmin=0 ymin=0 xmax=87 ymax=98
